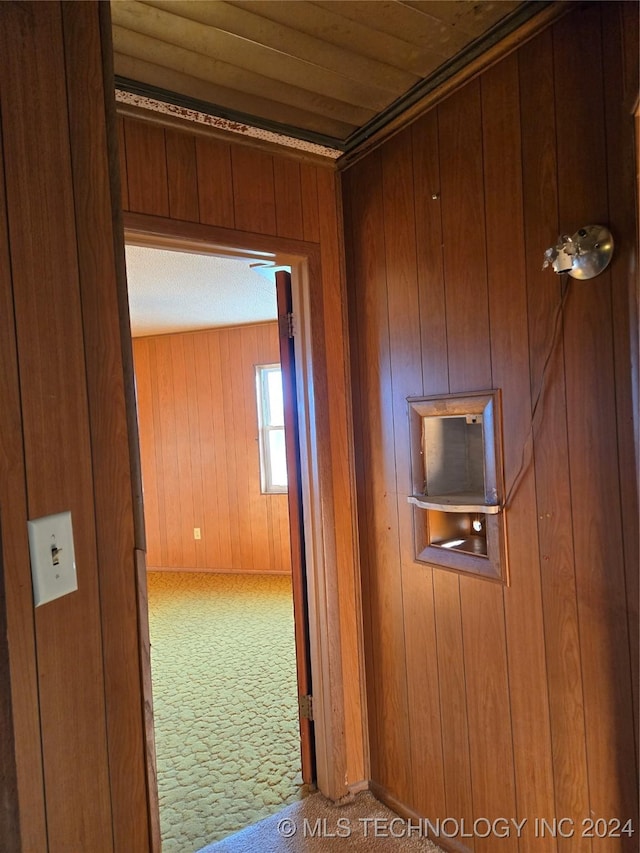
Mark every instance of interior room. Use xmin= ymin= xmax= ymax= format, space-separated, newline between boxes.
xmin=126 ymin=246 xmax=304 ymax=850
xmin=0 ymin=2 xmax=637 ymax=852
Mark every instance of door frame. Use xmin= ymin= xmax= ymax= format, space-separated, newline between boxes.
xmin=122 ymin=211 xmax=343 ymax=823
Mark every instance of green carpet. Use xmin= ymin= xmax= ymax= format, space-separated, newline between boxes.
xmin=147 ymin=571 xmax=304 ymax=852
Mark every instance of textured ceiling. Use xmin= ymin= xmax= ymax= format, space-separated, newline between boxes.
xmin=126 ymin=245 xmax=279 ymax=337
xmin=111 ymin=0 xmax=543 ymax=150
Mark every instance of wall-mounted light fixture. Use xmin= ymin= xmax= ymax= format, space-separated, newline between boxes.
xmin=542 ymin=224 xmax=614 ymax=279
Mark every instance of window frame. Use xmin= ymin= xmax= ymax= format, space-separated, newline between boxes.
xmin=255 ymin=363 xmax=288 ymax=494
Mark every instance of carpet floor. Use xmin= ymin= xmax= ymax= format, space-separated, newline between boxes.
xmin=196 ymin=791 xmax=444 ymax=853
xmin=147 ymin=571 xmax=305 ymax=853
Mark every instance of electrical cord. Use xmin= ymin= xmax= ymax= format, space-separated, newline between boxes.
xmin=504 ymin=274 xmax=572 ymax=509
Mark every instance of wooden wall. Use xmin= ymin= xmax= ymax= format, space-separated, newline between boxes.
xmin=118 ymin=114 xmax=367 ymax=796
xmin=0 ymin=3 xmax=150 ymax=850
xmin=133 ymin=324 xmax=292 ymax=574
xmin=343 ymin=3 xmax=638 ymax=850
xmin=119 ymin=113 xmax=329 ymax=242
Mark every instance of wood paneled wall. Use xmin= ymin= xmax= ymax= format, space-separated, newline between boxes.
xmin=118 ymin=114 xmax=367 ymax=796
xmin=133 ymin=324 xmax=292 ymax=574
xmin=0 ymin=3 xmax=150 ymax=850
xmin=343 ymin=3 xmax=638 ymax=850
xmin=118 ymin=114 xmax=327 ymax=242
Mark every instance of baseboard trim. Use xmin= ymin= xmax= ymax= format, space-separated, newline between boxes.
xmin=368 ymin=782 xmax=472 ymax=853
xmin=145 ymin=566 xmax=291 ymax=577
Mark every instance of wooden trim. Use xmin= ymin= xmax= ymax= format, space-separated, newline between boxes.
xmin=337 ymin=1 xmax=573 ymax=170
xmin=99 ymin=7 xmax=146 ymax=553
xmin=115 ymin=101 xmax=340 ymax=169
xmin=368 ymin=781 xmax=471 ymax=853
xmin=123 ymin=212 xmax=352 ymax=802
xmin=124 ymin=211 xmax=320 ymax=262
xmin=135 ymin=549 xmax=161 ymax=853
xmin=289 ymin=247 xmax=345 ymax=799
xmin=276 ymin=270 xmax=314 ymax=782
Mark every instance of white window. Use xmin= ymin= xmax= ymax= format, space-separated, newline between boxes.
xmin=256 ymin=364 xmax=288 ymax=493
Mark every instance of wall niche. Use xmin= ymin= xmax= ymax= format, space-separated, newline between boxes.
xmin=407 ymin=391 xmax=508 ymax=583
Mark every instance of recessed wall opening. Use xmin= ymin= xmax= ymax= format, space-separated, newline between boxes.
xmin=407 ymin=392 xmax=508 ymax=582
xmin=427 ymin=510 xmax=488 ymax=556
xmin=125 ymin=241 xmax=313 ymax=852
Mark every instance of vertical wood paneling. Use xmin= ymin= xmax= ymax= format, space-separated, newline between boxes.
xmin=149 ymin=339 xmax=170 ymax=568
xmin=123 ymin=119 xmax=169 ymax=216
xmin=228 ymin=326 xmax=255 ymax=570
xmin=439 ymin=80 xmax=516 ymax=853
xmin=0 ymin=89 xmax=46 ymax=853
xmin=554 ymin=6 xmax=637 ymax=832
xmin=219 ymin=328 xmax=242 ymax=569
xmin=0 ymin=6 xmax=368 ymax=843
xmin=235 ymin=325 xmax=260 ymax=570
xmin=481 ymin=55 xmax=556 ymax=850
xmin=432 ymin=571 xmax=475 ymax=847
xmin=133 ymin=324 xmax=291 ymax=574
xmin=411 ymin=110 xmax=457 ymax=826
xmin=1 ymin=4 xmax=114 ymax=848
xmin=411 ymin=112 xmax=449 ymax=397
xmin=191 ymin=330 xmax=221 ymax=568
xmin=0 ymin=533 xmax=19 ymax=850
xmin=413 ymin=109 xmax=475 ymax=837
xmin=170 ymin=335 xmax=197 ymax=568
xmin=117 ymin=115 xmax=129 ymax=210
xmin=343 ymin=2 xmax=637 ymax=845
xmin=602 ymin=2 xmax=640 ymax=782
xmin=346 ymin=150 xmax=412 ymax=797
xmin=300 ymin=163 xmax=321 ymax=242
xmin=195 ymin=137 xmax=235 ymax=228
xmin=182 ymin=334 xmax=207 ymax=571
xmin=458 ymin=580 xmax=516 ymax=853
xmin=165 ymin=128 xmax=199 ymax=222
xmin=438 ymin=82 xmax=491 ymax=392
xmin=381 ymin=128 xmax=443 ymax=815
xmin=202 ymin=330 xmax=232 ymax=568
xmin=274 ymin=157 xmax=304 ymax=240
xmin=155 ymin=340 xmax=182 ymax=567
xmin=62 ymin=4 xmax=150 ymax=847
xmin=133 ymin=341 xmax=163 ymax=568
xmin=519 ymin=30 xmax=591 ymax=843
xmin=231 ymin=146 xmax=277 ymax=234
xmin=343 ymin=161 xmax=379 ymax=790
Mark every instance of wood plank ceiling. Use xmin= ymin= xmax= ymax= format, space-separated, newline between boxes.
xmin=111 ymin=0 xmax=544 ymax=151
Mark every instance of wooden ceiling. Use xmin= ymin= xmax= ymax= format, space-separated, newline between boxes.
xmin=111 ymin=0 xmax=549 ymax=151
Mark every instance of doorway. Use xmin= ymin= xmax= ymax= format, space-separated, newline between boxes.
xmin=124 ymin=236 xmax=315 ymax=851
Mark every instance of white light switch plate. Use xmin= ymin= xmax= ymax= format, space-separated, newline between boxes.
xmin=27 ymin=511 xmax=78 ymax=607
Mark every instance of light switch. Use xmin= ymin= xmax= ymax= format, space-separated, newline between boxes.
xmin=27 ymin=511 xmax=78 ymax=607
xmin=194 ymin=527 xmax=201 ymax=540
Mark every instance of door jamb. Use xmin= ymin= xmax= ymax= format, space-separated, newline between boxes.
xmin=122 ymin=211 xmax=342 ymax=811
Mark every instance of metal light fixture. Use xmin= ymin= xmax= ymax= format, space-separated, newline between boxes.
xmin=543 ymin=224 xmax=614 ymax=279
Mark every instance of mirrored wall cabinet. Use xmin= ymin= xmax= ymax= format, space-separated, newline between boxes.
xmin=407 ymin=391 xmax=508 ymax=583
